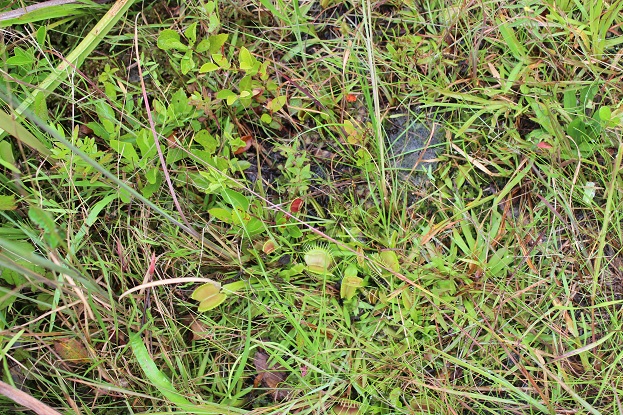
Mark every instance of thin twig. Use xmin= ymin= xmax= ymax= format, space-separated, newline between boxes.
xmin=0 ymin=380 xmax=62 ymax=415
xmin=133 ymin=18 xmax=199 ymax=239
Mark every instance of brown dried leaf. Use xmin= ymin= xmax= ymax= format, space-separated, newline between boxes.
xmin=190 ymin=320 xmax=212 ymax=341
xmin=54 ymin=338 xmax=90 ymax=364
xmin=253 ymin=350 xmax=289 ymax=401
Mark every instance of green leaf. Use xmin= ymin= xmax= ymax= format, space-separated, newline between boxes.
xmin=341 ymin=275 xmax=363 ymax=300
xmin=28 ymin=206 xmax=61 ymax=248
xmin=567 ymin=117 xmax=586 ymax=142
xmin=0 ymin=196 xmax=16 ymax=211
xmin=199 ymin=62 xmax=219 ymax=73
xmin=238 ymin=46 xmax=255 ymax=71
xmin=221 ymin=189 xmax=249 ymax=210
xmin=487 ymin=247 xmax=513 ymax=277
xmin=191 ymin=282 xmax=221 ymax=301
xmin=598 ymin=106 xmax=612 ymax=122
xmin=196 ymin=39 xmax=211 ymax=53
xmin=0 ymin=0 xmax=135 ymax=142
xmin=0 ymin=108 xmax=50 ymax=156
xmin=209 ymin=207 xmax=233 ymax=223
xmin=260 ymin=113 xmax=272 ymax=124
xmin=198 ymin=292 xmax=228 ymax=311
xmin=6 ymin=47 xmax=35 ymax=66
xmin=497 ymin=18 xmax=527 ymax=61
xmin=204 ymin=2 xmax=221 ymax=33
xmin=194 ymin=130 xmax=218 ymax=154
xmin=208 ymin=33 xmax=228 ymax=53
xmin=216 ymin=89 xmax=238 ymax=105
xmin=212 ymin=53 xmax=230 ymax=69
xmin=36 ymin=26 xmax=46 ymax=47
xmin=157 ymin=29 xmax=187 ymax=51
xmin=563 ymin=89 xmax=577 ymax=111
xmin=244 ymin=217 xmax=264 ymax=236
xmin=267 ymin=95 xmax=287 ymax=113
xmin=0 ymin=141 xmax=19 ymax=173
xmin=0 ymin=3 xmax=90 ymax=28
xmin=171 ymin=88 xmax=188 ymax=116
xmin=184 ymin=22 xmax=197 ymax=46
xmin=216 ymin=89 xmax=236 ymax=100
xmin=379 ymin=250 xmax=400 ymax=273
xmin=136 ymin=129 xmax=156 ymax=158
xmin=110 ymin=140 xmax=139 ymax=164
xmin=146 ymin=167 xmax=160 ymax=185
xmin=180 ymin=50 xmax=195 ymax=75
xmin=85 ymin=194 xmax=117 ymax=227
xmin=129 ymin=333 xmax=246 ymax=414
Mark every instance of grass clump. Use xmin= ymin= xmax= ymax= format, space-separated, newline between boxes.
xmin=0 ymin=0 xmax=622 ymax=414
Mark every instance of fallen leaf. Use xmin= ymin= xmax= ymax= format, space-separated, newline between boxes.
xmin=253 ymin=350 xmax=290 ymax=401
xmin=54 ymin=338 xmax=90 ymax=364
xmin=190 ymin=319 xmax=212 ymax=341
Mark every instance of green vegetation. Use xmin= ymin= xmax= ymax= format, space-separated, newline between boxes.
xmin=0 ymin=0 xmax=622 ymax=414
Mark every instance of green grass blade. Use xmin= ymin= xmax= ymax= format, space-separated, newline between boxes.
xmin=0 ymin=107 xmax=51 ymax=156
xmin=0 ymin=0 xmax=136 ymax=138
xmin=0 ymin=1 xmax=96 ymax=28
xmin=128 ymin=332 xmax=247 ymax=415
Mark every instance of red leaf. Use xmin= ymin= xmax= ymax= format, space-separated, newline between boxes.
xmin=537 ymin=142 xmax=553 ymax=149
xmin=346 ymin=93 xmax=357 ymax=102
xmin=290 ymin=198 xmax=303 ymax=213
xmin=233 ymin=135 xmax=253 ymax=155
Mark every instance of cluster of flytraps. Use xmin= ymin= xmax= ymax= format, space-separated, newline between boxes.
xmin=191 ymin=244 xmax=372 ymax=312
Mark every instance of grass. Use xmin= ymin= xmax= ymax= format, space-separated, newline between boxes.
xmin=0 ymin=0 xmax=622 ymax=414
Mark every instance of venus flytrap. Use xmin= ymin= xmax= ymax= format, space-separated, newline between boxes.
xmin=191 ymin=279 xmax=258 ymax=312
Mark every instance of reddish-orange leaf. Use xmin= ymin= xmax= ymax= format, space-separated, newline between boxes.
xmin=166 ymin=132 xmax=178 ymax=147
xmin=233 ymin=135 xmax=253 ymax=155
xmin=346 ymin=93 xmax=357 ymax=102
xmin=290 ymin=198 xmax=303 ymax=213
